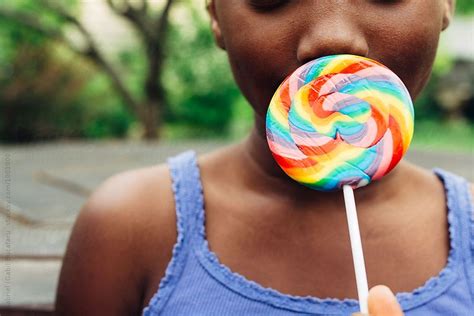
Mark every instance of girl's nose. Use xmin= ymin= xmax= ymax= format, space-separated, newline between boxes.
xmin=296 ymin=13 xmax=369 ymax=64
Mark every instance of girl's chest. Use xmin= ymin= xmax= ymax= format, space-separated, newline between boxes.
xmin=195 ymin=199 xmax=450 ymax=300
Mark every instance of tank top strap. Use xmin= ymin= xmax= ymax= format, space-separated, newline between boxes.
xmin=167 ymin=150 xmax=204 ymax=241
xmin=434 ymin=168 xmax=474 ymax=301
xmin=142 ymin=151 xmax=204 ymax=315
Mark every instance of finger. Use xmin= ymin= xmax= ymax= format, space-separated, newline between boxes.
xmin=368 ymin=285 xmax=404 ymax=316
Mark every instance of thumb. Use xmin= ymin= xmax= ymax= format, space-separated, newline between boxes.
xmin=367 ymin=285 xmax=404 ymax=316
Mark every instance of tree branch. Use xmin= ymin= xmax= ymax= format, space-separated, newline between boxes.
xmin=107 ymin=0 xmax=151 ymax=39
xmin=139 ymin=0 xmax=148 ymax=14
xmin=157 ymin=0 xmax=175 ymax=39
xmin=106 ymin=0 xmax=127 ymax=16
xmin=43 ymin=1 xmax=96 ymax=53
xmin=24 ymin=0 xmax=140 ymax=114
xmin=0 ymin=7 xmax=81 ymax=55
xmin=138 ymin=0 xmax=175 ymax=116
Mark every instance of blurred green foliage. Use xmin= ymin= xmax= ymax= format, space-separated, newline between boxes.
xmin=0 ymin=0 xmax=134 ymax=141
xmin=413 ymin=54 xmax=452 ymax=122
xmin=0 ymin=0 xmax=472 ymax=146
xmin=163 ymin=5 xmax=241 ymax=138
xmin=457 ymin=0 xmax=474 ymax=14
xmin=0 ymin=0 xmax=242 ymax=142
xmin=0 ymin=43 xmax=133 ymax=141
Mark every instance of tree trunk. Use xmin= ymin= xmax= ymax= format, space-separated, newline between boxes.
xmin=139 ymin=100 xmax=162 ymax=140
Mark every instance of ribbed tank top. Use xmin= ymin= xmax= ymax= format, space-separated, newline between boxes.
xmin=143 ymin=151 xmax=474 ymax=315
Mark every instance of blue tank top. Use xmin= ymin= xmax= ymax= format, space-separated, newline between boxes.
xmin=143 ymin=151 xmax=474 ymax=315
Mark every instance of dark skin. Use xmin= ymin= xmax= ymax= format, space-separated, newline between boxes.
xmin=55 ymin=0 xmax=465 ymax=314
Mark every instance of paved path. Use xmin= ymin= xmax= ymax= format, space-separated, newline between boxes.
xmin=0 ymin=140 xmax=472 ymax=306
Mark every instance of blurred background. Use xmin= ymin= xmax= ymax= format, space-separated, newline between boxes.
xmin=0 ymin=0 xmax=472 ymax=314
xmin=0 ymin=0 xmax=473 ymax=144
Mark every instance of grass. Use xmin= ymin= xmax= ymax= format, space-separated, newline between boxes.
xmin=412 ymin=120 xmax=474 ymax=153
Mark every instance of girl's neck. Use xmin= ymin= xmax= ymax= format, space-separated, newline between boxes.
xmin=237 ymin=116 xmax=409 ymax=211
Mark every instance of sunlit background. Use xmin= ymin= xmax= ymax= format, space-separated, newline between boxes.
xmin=0 ymin=0 xmax=472 ymax=314
xmin=0 ymin=0 xmax=472 ymax=145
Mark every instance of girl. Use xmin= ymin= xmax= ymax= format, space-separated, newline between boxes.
xmin=56 ymin=0 xmax=473 ymax=315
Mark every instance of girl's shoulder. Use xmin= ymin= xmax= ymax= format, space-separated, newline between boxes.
xmin=56 ymin=163 xmax=177 ymax=314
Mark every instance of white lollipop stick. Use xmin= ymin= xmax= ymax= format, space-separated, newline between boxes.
xmin=343 ymin=185 xmax=369 ymax=314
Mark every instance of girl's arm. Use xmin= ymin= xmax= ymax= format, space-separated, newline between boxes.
xmin=55 ymin=166 xmax=176 ymax=315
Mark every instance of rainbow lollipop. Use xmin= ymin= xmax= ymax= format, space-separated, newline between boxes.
xmin=266 ymin=54 xmax=414 ymax=191
xmin=266 ymin=54 xmax=414 ymax=314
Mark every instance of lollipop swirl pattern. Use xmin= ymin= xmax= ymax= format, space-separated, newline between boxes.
xmin=266 ymin=55 xmax=414 ymax=191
